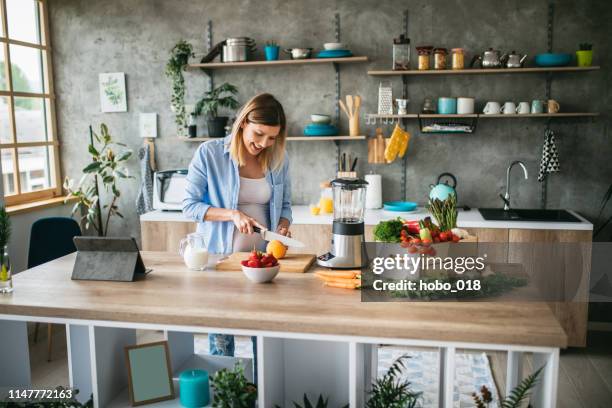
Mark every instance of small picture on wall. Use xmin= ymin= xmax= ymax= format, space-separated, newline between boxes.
xmin=139 ymin=113 xmax=158 ymax=138
xmin=99 ymin=72 xmax=127 ymax=112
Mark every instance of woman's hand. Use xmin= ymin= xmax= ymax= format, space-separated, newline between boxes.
xmin=276 ymin=217 xmax=291 ymax=237
xmin=231 ymin=210 xmax=263 ymax=234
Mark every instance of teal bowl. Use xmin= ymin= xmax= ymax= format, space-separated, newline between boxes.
xmin=534 ymin=53 xmax=571 ymax=67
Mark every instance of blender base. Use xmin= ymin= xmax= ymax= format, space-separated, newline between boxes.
xmin=316 ymin=231 xmax=368 ymax=269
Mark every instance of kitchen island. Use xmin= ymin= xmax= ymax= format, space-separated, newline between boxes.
xmin=1 ymin=252 xmax=565 ymax=407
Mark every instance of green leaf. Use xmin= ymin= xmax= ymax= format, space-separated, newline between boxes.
xmin=117 ymin=151 xmax=132 ymax=161
xmin=83 ymin=162 xmax=102 ymax=173
xmin=88 ymin=144 xmax=99 ymax=157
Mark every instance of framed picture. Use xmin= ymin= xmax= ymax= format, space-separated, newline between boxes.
xmin=139 ymin=113 xmax=158 ymax=138
xmin=99 ymin=72 xmax=127 ymax=112
xmin=124 ymin=341 xmax=174 ymax=406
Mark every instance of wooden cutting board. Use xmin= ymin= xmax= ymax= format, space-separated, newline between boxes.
xmin=216 ymin=252 xmax=316 ymax=273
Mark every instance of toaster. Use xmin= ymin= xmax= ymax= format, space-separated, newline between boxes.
xmin=153 ymin=169 xmax=188 ymax=211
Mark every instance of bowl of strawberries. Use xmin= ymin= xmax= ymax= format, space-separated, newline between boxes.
xmin=240 ymin=250 xmax=280 ymax=283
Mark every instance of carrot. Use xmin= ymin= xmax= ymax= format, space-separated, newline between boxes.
xmin=315 ymin=271 xmax=360 ymax=279
xmin=317 ymin=276 xmax=361 ymax=285
xmin=324 ymin=281 xmax=361 ymax=289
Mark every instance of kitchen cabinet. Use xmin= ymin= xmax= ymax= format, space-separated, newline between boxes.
xmin=141 ymin=220 xmax=195 ymax=253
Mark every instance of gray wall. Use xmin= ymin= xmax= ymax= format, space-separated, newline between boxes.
xmin=48 ymin=0 xmax=611 ymax=240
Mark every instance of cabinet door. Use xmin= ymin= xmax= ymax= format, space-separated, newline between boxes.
xmin=464 ymin=228 xmax=509 ymax=263
xmin=141 ymin=221 xmax=196 ymax=252
xmin=509 ymin=229 xmax=592 ymax=347
xmin=290 ymin=224 xmax=332 ymax=255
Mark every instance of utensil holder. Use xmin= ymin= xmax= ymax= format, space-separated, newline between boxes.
xmin=349 ymin=116 xmax=359 ymax=136
xmin=337 ymin=171 xmax=357 ymax=178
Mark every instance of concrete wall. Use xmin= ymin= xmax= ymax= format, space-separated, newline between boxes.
xmin=47 ymin=0 xmax=612 ymax=240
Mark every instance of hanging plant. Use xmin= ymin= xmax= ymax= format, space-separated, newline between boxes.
xmin=165 ymin=40 xmax=194 ymax=136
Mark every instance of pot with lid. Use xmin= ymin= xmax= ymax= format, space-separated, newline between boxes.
xmin=222 ymin=37 xmax=255 ymax=62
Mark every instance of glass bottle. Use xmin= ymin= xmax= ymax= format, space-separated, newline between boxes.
xmin=188 ymin=113 xmax=197 ymax=138
xmin=392 ymin=34 xmax=410 ymax=70
xmin=0 ymin=245 xmax=13 ymax=294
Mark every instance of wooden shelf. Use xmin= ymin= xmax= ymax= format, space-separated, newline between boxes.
xmin=368 ymin=66 xmax=600 ymax=76
xmin=188 ymin=56 xmax=368 ymax=69
xmin=179 ymin=136 xmax=366 ymax=142
xmin=368 ymin=113 xmax=598 ymax=119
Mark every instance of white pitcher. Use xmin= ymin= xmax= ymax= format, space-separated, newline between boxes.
xmin=179 ymin=233 xmax=209 ymax=271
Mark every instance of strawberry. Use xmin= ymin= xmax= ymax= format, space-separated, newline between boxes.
xmin=241 ymin=260 xmax=249 ymax=267
xmin=247 ymin=259 xmax=262 ymax=268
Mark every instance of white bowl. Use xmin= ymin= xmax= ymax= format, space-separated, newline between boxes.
xmin=242 ymin=264 xmax=280 ymax=283
xmin=323 ymin=42 xmax=346 ymax=50
xmin=311 ymin=114 xmax=331 ymax=124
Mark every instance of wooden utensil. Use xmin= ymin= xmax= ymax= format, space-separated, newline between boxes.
xmin=339 ymin=94 xmax=361 ymax=137
xmin=216 ymin=252 xmax=316 ymax=273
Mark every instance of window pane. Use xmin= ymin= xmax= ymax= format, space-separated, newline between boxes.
xmin=0 ymin=47 xmax=6 ymax=90
xmin=1 ymin=149 xmax=16 ymax=196
xmin=18 ymin=146 xmax=54 ymax=193
xmin=14 ymin=97 xmax=50 ymax=142
xmin=9 ymin=44 xmax=44 ymax=93
xmin=0 ymin=97 xmax=11 ymax=143
xmin=6 ymin=0 xmax=41 ymax=44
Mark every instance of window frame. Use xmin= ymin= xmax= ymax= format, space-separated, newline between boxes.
xmin=0 ymin=0 xmax=62 ymax=207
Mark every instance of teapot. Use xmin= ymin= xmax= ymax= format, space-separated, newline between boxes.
xmin=470 ymin=48 xmax=503 ymax=68
xmin=429 ymin=173 xmax=457 ymax=202
xmin=501 ymin=51 xmax=528 ymax=68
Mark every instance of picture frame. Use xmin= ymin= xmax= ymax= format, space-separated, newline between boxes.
xmin=124 ymin=341 xmax=174 ymax=406
xmin=139 ymin=113 xmax=158 ymax=138
xmin=99 ymin=72 xmax=127 ymax=112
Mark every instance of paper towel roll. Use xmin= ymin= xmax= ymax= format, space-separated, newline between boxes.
xmin=365 ymin=174 xmax=382 ymax=209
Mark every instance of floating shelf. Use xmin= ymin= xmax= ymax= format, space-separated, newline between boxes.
xmin=179 ymin=136 xmax=366 ymax=142
xmin=188 ymin=56 xmax=368 ymax=70
xmin=368 ymin=113 xmax=598 ymax=119
xmin=367 ymin=66 xmax=600 ymax=76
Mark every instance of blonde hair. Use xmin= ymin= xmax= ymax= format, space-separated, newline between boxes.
xmin=229 ymin=93 xmax=287 ymax=171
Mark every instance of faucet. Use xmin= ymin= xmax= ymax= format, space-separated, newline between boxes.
xmin=500 ymin=161 xmax=528 ymax=210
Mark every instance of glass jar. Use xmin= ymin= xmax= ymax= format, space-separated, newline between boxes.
xmin=433 ymin=48 xmax=448 ymax=70
xmin=392 ymin=34 xmax=410 ymax=70
xmin=451 ymin=48 xmax=465 ymax=70
xmin=0 ymin=245 xmax=13 ymax=294
xmin=416 ymin=46 xmax=433 ymax=70
xmin=319 ymin=182 xmax=334 ymax=214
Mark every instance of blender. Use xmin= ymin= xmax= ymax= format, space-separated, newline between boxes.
xmin=316 ymin=178 xmax=369 ymax=269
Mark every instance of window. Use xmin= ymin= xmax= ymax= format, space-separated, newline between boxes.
xmin=0 ymin=0 xmax=61 ymax=206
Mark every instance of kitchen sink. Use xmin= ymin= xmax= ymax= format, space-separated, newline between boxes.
xmin=478 ymin=208 xmax=582 ymax=222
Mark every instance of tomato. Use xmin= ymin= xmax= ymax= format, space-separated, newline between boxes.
xmin=407 ymin=245 xmax=418 ymax=254
xmin=421 ymin=239 xmax=432 ymax=246
xmin=452 ymin=235 xmax=461 ymax=243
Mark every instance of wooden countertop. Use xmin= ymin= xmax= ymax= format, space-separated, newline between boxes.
xmin=0 ymin=252 xmax=567 ymax=348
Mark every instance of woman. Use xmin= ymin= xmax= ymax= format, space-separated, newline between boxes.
xmin=183 ymin=93 xmax=292 ymax=359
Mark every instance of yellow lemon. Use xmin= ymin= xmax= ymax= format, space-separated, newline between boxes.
xmin=266 ymin=239 xmax=288 ymax=259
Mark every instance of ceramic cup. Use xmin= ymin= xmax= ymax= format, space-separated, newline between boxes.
xmin=531 ymin=100 xmax=545 ymax=114
xmin=457 ymin=97 xmax=475 ymax=114
xmin=547 ymin=99 xmax=560 ymax=113
xmin=501 ymin=101 xmax=517 ymax=115
xmin=517 ymin=101 xmax=530 ymax=114
xmin=483 ymin=101 xmax=501 ymax=114
xmin=437 ymin=97 xmax=457 ymax=114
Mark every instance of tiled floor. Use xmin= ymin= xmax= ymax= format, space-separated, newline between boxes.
xmin=29 ymin=327 xmax=612 ymax=407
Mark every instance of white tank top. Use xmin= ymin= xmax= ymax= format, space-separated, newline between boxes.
xmin=232 ymin=177 xmax=272 ymax=252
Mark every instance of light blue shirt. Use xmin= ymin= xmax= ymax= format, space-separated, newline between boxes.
xmin=182 ymin=136 xmax=292 ymax=254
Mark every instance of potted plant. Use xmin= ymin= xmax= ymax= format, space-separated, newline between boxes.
xmin=64 ymin=124 xmax=133 ymax=236
xmin=265 ymin=40 xmax=280 ymax=61
xmin=210 ymin=363 xmax=257 ymax=408
xmin=472 ymin=366 xmax=542 ymax=408
xmin=576 ymin=43 xmax=593 ymax=67
xmin=165 ymin=40 xmax=194 ymax=137
xmin=194 ymin=82 xmax=239 ymax=138
xmin=366 ymin=355 xmax=422 ymax=408
xmin=277 ymin=393 xmax=348 ymax=408
xmin=0 ymin=206 xmax=12 ymax=294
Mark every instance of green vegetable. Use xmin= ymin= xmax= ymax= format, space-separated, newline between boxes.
xmin=428 ymin=195 xmax=458 ymax=232
xmin=373 ymin=218 xmax=404 ymax=243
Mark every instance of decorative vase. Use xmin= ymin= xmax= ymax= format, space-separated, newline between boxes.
xmin=0 ymin=245 xmax=13 ymax=294
xmin=207 ymin=116 xmax=229 ymax=138
xmin=576 ymin=50 xmax=593 ymax=67
xmin=264 ymin=45 xmax=280 ymax=61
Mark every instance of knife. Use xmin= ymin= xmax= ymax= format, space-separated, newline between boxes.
xmin=253 ymin=226 xmax=305 ymax=248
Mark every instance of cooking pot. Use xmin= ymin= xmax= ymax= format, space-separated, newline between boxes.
xmin=284 ymin=48 xmax=313 ymax=59
xmin=429 ymin=172 xmax=457 ymax=202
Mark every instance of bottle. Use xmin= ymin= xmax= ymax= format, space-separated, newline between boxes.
xmin=0 ymin=245 xmax=13 ymax=294
xmin=188 ymin=113 xmax=197 ymax=138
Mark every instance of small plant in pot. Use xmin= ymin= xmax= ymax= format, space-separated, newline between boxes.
xmin=194 ymin=83 xmax=239 ymax=138
xmin=210 ymin=362 xmax=257 ymax=408
xmin=576 ymin=43 xmax=593 ymax=67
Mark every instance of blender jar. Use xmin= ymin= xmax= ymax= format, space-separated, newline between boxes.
xmin=332 ymin=178 xmax=368 ymax=224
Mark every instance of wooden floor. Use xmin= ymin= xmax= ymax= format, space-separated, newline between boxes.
xmin=29 ymin=327 xmax=612 ymax=407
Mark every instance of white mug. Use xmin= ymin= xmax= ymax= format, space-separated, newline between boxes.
xmin=517 ymin=101 xmax=530 ymax=114
xmin=457 ymin=97 xmax=475 ymax=114
xmin=501 ymin=101 xmax=517 ymax=115
xmin=483 ymin=101 xmax=501 ymax=114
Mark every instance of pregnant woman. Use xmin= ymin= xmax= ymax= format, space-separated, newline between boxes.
xmin=183 ymin=93 xmax=292 ymax=363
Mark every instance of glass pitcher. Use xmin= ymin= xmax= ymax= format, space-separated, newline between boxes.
xmin=179 ymin=233 xmax=209 ymax=271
